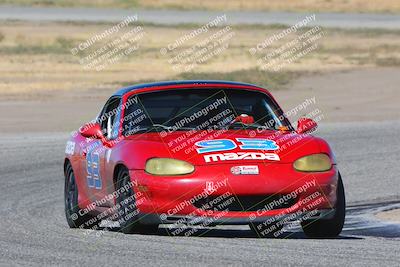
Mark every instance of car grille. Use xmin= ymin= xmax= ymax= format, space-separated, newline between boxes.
xmin=193 ymin=194 xmax=296 ymax=212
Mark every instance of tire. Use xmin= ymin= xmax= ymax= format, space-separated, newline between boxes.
xmin=115 ymin=167 xmax=159 ymax=234
xmin=64 ymin=162 xmax=100 ymax=229
xmin=249 ymin=221 xmax=284 ymax=238
xmin=301 ymin=173 xmax=346 ymax=238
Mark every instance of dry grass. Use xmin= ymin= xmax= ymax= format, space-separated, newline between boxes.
xmin=1 ymin=0 xmax=400 ymax=13
xmin=0 ymin=21 xmax=400 ymax=99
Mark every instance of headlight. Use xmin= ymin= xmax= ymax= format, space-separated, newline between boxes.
xmin=293 ymin=154 xmax=332 ymax=172
xmin=145 ymin=158 xmax=194 ymax=176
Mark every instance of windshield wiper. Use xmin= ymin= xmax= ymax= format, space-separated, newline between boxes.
xmin=152 ymin=124 xmax=196 ymax=131
xmin=126 ymin=125 xmax=168 ymax=135
xmin=126 ymin=124 xmax=199 ymax=136
xmin=125 ymin=127 xmax=157 ymax=135
xmin=152 ymin=124 xmax=174 ymax=131
xmin=215 ymin=122 xmax=277 ymax=131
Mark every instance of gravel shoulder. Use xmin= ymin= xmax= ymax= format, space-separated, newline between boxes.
xmin=376 ymin=209 xmax=400 ymax=223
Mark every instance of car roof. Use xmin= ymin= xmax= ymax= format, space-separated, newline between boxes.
xmin=112 ymin=80 xmax=261 ymax=97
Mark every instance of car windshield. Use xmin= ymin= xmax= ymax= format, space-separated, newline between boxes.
xmin=122 ymin=88 xmax=289 ymax=136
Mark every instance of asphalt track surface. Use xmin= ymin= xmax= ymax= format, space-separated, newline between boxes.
xmin=1 ymin=5 xmax=400 ymax=29
xmin=0 ymin=121 xmax=399 ymax=266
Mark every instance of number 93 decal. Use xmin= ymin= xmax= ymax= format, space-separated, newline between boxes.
xmin=86 ymin=151 xmax=102 ymax=189
xmin=195 ymin=138 xmax=280 ymax=163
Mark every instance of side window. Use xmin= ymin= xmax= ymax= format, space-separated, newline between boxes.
xmin=122 ymin=95 xmax=153 ymax=137
xmin=98 ymin=97 xmax=121 ymax=140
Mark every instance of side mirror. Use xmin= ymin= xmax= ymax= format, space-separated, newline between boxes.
xmin=296 ymin=118 xmax=317 ymax=134
xmin=79 ymin=122 xmax=104 ymax=139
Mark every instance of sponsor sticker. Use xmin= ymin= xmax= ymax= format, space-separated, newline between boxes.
xmin=65 ymin=141 xmax=75 ymax=155
xmin=231 ymin=165 xmax=259 ymax=175
xmin=205 ymin=181 xmax=215 ymax=192
xmin=106 ymin=149 xmax=112 ymax=163
xmin=204 ymin=152 xmax=280 ymax=163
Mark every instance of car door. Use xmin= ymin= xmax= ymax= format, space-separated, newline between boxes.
xmin=84 ymin=96 xmax=121 ymax=206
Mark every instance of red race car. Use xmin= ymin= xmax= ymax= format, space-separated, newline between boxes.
xmin=64 ymin=80 xmax=345 ymax=238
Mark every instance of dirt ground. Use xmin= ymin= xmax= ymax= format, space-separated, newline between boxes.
xmin=1 ymin=67 xmax=399 ymax=133
xmin=275 ymin=67 xmax=400 ymax=123
xmin=1 ymin=21 xmax=399 ymax=133
xmin=376 ymin=209 xmax=400 ymax=223
xmin=1 ymin=21 xmax=400 ymax=97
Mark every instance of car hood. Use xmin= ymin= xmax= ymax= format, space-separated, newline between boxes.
xmin=120 ymin=129 xmax=331 ymax=168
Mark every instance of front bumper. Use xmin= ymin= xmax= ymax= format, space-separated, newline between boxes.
xmin=139 ymin=208 xmax=335 ymax=225
xmin=129 ymin=163 xmax=338 ymax=225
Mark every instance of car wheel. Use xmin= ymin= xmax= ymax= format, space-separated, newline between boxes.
xmin=249 ymin=221 xmax=284 ymax=238
xmin=301 ymin=173 xmax=346 ymax=238
xmin=64 ymin=162 xmax=99 ymax=229
xmin=116 ymin=167 xmax=159 ymax=234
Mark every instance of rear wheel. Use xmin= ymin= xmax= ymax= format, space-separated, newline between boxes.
xmin=64 ymin=162 xmax=99 ymax=229
xmin=301 ymin=173 xmax=345 ymax=238
xmin=116 ymin=167 xmax=159 ymax=234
